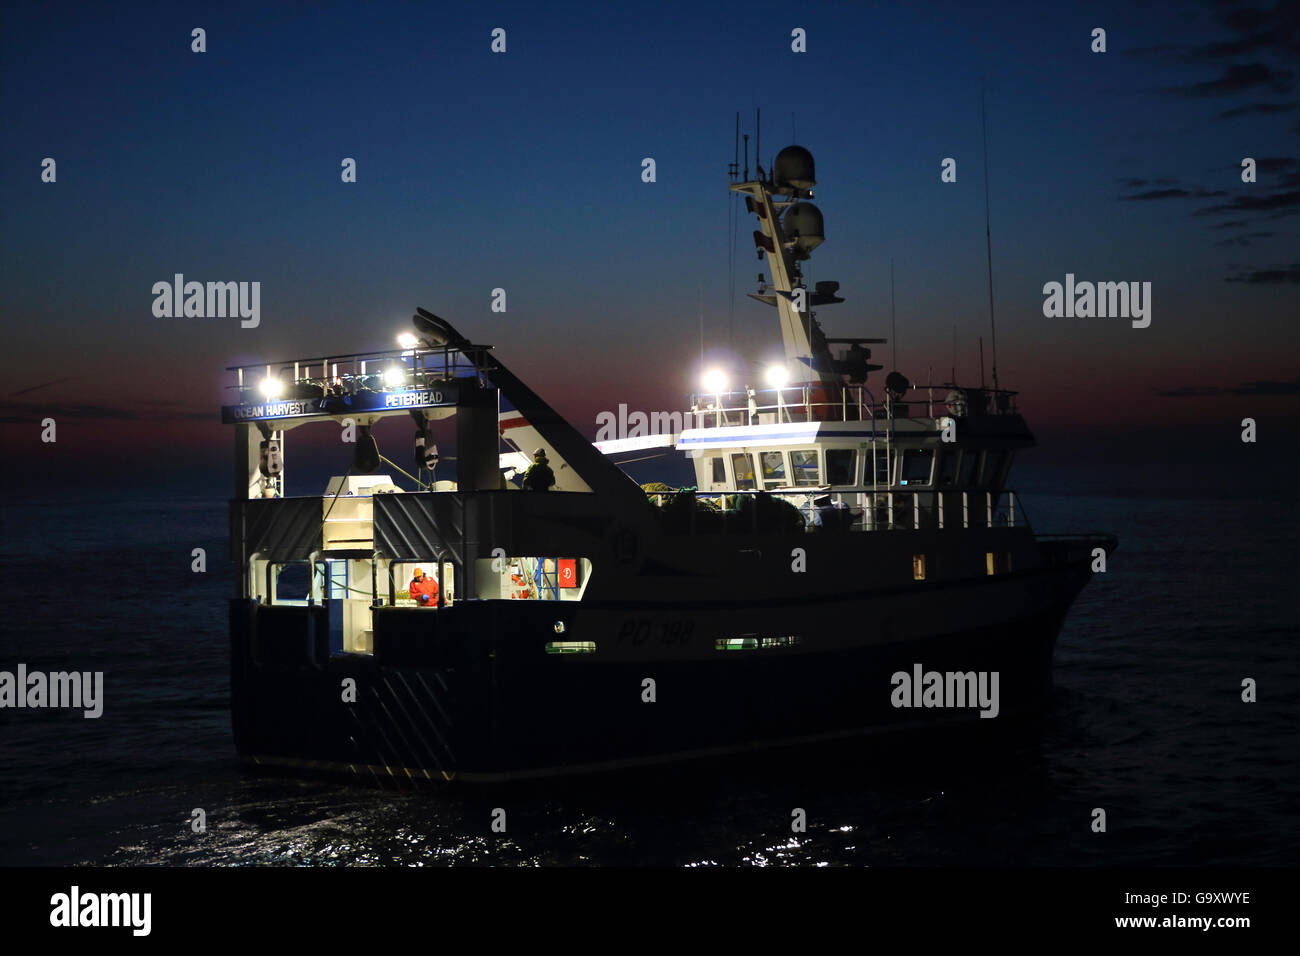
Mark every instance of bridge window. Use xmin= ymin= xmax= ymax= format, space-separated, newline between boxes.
xmin=710 ymin=456 xmax=725 ymax=484
xmin=759 ymin=450 xmax=786 ymax=489
xmin=826 ymin=449 xmax=856 ymax=486
xmin=790 ymin=450 xmax=820 ymax=486
xmin=731 ymin=453 xmax=756 ymax=490
xmin=901 ymin=448 xmax=935 ymax=486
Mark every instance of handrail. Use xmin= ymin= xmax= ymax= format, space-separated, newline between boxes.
xmin=686 ymin=381 xmax=1020 ymax=426
xmin=644 ymin=486 xmax=1029 ymax=533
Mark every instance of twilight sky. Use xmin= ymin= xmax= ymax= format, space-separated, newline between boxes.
xmin=2 ymin=0 xmax=1296 ymax=488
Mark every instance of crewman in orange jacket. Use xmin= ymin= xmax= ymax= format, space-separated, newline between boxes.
xmin=409 ymin=567 xmax=440 ymax=608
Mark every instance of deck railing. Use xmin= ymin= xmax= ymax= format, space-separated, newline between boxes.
xmin=685 ymin=383 xmax=1020 ymax=427
xmin=226 ymin=343 xmax=494 ymax=401
xmin=646 ymin=487 xmax=1027 ymax=533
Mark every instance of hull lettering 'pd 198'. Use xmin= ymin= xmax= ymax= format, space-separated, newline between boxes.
xmin=222 ymin=142 xmax=1115 ymax=783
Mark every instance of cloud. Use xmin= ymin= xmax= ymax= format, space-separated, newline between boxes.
xmin=1195 ymin=189 xmax=1300 ymax=215
xmin=1217 ymin=100 xmax=1298 ymax=118
xmin=1156 ymin=379 xmax=1300 ymax=397
xmin=1115 ymin=176 xmax=1179 ymax=188
xmin=1214 ymin=230 xmax=1278 ymax=246
xmin=1166 ymin=62 xmax=1296 ymax=97
xmin=1223 ymin=262 xmax=1300 ymax=284
xmin=1190 ymin=2 xmax=1300 ymax=61
xmin=1120 ymin=186 xmax=1227 ymax=201
xmin=10 ymin=376 xmax=78 ymax=396
xmin=0 ymin=399 xmax=212 ymax=424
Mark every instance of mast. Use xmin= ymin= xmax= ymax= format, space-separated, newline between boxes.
xmin=730 ymin=126 xmax=838 ymax=385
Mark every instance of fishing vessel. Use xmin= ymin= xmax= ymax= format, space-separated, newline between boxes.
xmin=223 ymin=142 xmax=1114 ymax=783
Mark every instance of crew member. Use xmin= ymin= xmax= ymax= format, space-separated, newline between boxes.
xmin=522 ymin=448 xmax=556 ymax=491
xmin=409 ymin=567 xmax=439 ymax=607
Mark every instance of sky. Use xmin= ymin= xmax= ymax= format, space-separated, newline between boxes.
xmin=1 ymin=0 xmax=1296 ymax=491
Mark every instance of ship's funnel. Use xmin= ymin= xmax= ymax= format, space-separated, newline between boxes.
xmin=774 ymin=145 xmax=816 ymax=192
xmin=783 ymin=202 xmax=825 ymax=256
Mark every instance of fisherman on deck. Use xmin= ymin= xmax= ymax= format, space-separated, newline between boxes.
xmin=522 ymin=448 xmax=556 ymax=491
xmin=409 ymin=567 xmax=439 ymax=607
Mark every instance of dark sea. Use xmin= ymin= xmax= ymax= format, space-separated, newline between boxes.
xmin=1 ymin=460 xmax=1297 ymax=868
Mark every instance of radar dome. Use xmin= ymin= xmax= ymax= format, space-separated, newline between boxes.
xmin=783 ymin=202 xmax=825 ymax=254
xmin=774 ymin=146 xmax=816 ymax=191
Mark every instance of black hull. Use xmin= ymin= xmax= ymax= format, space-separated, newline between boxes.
xmin=229 ymin=559 xmax=1095 ymax=784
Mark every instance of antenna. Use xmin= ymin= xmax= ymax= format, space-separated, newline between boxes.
xmin=743 ymin=133 xmax=749 ymax=181
xmin=699 ymin=292 xmax=705 ymax=370
xmin=731 ymin=111 xmax=739 ymax=181
xmin=980 ymin=78 xmax=1000 ymax=393
xmin=890 ymin=257 xmax=897 ymax=371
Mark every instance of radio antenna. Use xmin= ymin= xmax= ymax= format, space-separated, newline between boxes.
xmin=981 ymin=78 xmax=1000 ymax=393
xmin=890 ymin=257 xmax=897 ymax=371
xmin=731 ymin=111 xmax=739 ymax=181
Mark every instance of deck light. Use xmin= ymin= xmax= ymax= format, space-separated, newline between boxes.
xmin=702 ymin=369 xmax=728 ymax=393
xmin=383 ymin=366 xmax=405 ymax=388
xmin=259 ymin=377 xmax=284 ymax=399
xmin=397 ymin=332 xmax=419 ymax=350
xmin=765 ymin=364 xmax=788 ymax=387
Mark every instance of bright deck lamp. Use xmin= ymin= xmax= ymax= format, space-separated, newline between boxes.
xmin=383 ymin=366 xmax=406 ymax=388
xmin=765 ymin=364 xmax=789 ymax=387
xmin=702 ymin=369 xmax=728 ymax=393
xmin=259 ymin=377 xmax=284 ymax=399
xmin=396 ymin=332 xmax=419 ymax=350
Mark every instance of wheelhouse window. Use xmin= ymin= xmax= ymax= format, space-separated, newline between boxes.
xmin=710 ymin=456 xmax=725 ymax=485
xmin=900 ymin=448 xmax=935 ymax=486
xmin=790 ymin=450 xmax=820 ymax=486
xmin=759 ymin=450 xmax=786 ymax=489
xmin=826 ymin=449 xmax=856 ymax=486
xmin=731 ymin=453 xmax=756 ymax=490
